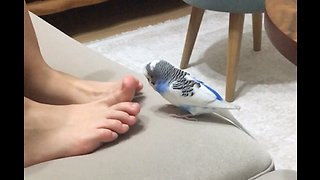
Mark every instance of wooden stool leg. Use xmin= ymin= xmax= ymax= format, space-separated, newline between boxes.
xmin=225 ymin=13 xmax=245 ymax=102
xmin=180 ymin=7 xmax=205 ymax=69
xmin=252 ymin=13 xmax=263 ymax=51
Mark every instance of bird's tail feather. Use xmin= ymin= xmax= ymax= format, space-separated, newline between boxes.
xmin=187 ymin=106 xmax=254 ymax=139
xmin=211 ymin=109 xmax=255 ymax=139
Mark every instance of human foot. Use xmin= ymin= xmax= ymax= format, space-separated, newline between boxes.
xmin=74 ymin=74 xmax=144 ymax=105
xmin=25 ymin=69 xmax=143 ymax=105
xmin=24 ymin=97 xmax=140 ymax=167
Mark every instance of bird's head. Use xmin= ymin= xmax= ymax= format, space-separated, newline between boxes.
xmin=143 ymin=60 xmax=162 ymax=88
xmin=144 ymin=60 xmax=177 ymax=90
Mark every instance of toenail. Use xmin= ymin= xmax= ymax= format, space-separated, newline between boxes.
xmin=112 ymin=132 xmax=118 ymax=138
xmin=131 ymin=103 xmax=139 ymax=108
xmin=122 ymin=124 xmax=129 ymax=130
xmin=130 ymin=116 xmax=137 ymax=123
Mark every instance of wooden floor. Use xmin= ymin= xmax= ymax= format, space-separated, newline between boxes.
xmin=40 ymin=0 xmax=191 ymax=43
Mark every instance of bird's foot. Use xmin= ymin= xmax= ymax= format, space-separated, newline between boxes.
xmin=169 ymin=113 xmax=198 ymax=121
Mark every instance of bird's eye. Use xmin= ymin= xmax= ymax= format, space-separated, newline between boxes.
xmin=151 ymin=82 xmax=155 ymax=85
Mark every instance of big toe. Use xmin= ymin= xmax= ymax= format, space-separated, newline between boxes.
xmin=121 ymin=75 xmax=142 ymax=99
xmin=123 ymin=75 xmax=143 ymax=91
xmin=99 ymin=75 xmax=143 ymax=106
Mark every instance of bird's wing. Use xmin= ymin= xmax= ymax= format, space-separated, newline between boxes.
xmin=163 ymin=74 xmax=219 ymax=108
xmin=163 ymin=74 xmax=239 ymax=110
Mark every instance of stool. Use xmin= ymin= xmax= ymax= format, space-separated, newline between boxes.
xmin=180 ymin=0 xmax=265 ymax=102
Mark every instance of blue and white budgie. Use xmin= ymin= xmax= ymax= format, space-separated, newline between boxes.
xmin=144 ymin=60 xmax=253 ymax=137
xmin=144 ymin=60 xmax=240 ymax=115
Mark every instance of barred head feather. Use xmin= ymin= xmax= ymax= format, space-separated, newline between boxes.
xmin=144 ymin=60 xmax=188 ymax=86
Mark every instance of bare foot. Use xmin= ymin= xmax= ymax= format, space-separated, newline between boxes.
xmin=71 ymin=74 xmax=143 ymax=104
xmin=24 ymin=97 xmax=140 ymax=167
xmin=25 ymin=69 xmax=143 ymax=105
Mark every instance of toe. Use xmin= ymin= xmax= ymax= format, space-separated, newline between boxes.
xmin=137 ymin=81 xmax=143 ymax=92
xmin=98 ymin=119 xmax=130 ymax=134
xmin=122 ymin=75 xmax=143 ymax=95
xmin=97 ymin=129 xmax=119 ymax=143
xmin=110 ymin=102 xmax=140 ymax=116
xmin=105 ymin=109 xmax=137 ymax=125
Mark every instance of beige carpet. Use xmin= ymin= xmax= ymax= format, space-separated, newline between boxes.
xmin=84 ymin=11 xmax=297 ymax=171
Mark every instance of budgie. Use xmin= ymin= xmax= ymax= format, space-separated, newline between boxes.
xmin=144 ymin=60 xmax=240 ymax=115
xmin=144 ymin=60 xmax=252 ymax=137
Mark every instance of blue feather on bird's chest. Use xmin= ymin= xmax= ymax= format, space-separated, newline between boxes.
xmin=155 ymin=81 xmax=169 ymax=94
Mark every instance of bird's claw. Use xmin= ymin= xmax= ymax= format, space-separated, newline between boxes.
xmin=169 ymin=113 xmax=198 ymax=121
